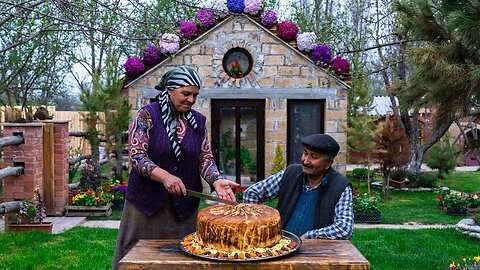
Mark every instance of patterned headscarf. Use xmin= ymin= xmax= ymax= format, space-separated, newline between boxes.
xmin=155 ymin=66 xmax=202 ymax=162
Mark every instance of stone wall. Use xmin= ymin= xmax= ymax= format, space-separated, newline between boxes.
xmin=125 ymin=15 xmax=348 ymax=175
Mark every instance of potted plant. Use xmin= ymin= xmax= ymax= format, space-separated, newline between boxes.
xmin=466 ymin=193 xmax=479 ymax=213
xmin=353 ymin=190 xmax=381 ymax=223
xmin=8 ymin=186 xmax=53 ymax=234
xmin=443 ymin=192 xmax=468 ymax=216
xmin=433 ymin=186 xmax=450 ymax=210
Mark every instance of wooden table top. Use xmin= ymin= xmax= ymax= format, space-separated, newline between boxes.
xmin=119 ymin=239 xmax=370 ymax=270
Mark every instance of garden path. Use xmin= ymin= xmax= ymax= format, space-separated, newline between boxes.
xmin=0 ymin=217 xmax=456 ymax=234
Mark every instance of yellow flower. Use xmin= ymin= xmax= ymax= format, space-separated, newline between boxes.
xmin=449 ymin=262 xmax=455 ymax=267
xmin=474 ymin=256 xmax=480 ymax=262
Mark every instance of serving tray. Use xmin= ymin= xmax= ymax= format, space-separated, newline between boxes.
xmin=179 ymin=230 xmax=301 ymax=262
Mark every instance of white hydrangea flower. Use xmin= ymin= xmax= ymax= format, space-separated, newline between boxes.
xmin=213 ymin=0 xmax=228 ymax=18
xmin=297 ymin=32 xmax=317 ymax=52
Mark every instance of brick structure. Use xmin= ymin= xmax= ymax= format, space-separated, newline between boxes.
xmin=124 ymin=15 xmax=349 ymax=178
xmin=0 ymin=121 xmax=70 ymax=215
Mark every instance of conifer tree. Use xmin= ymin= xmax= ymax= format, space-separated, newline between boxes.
xmin=271 ymin=144 xmax=286 ymax=174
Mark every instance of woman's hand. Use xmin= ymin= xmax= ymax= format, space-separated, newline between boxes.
xmin=151 ymin=167 xmax=186 ymax=196
xmin=213 ymin=179 xmax=240 ymax=201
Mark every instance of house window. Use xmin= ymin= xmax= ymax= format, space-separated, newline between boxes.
xmin=287 ymin=100 xmax=325 ymax=164
xmin=222 ymin=47 xmax=253 ymax=78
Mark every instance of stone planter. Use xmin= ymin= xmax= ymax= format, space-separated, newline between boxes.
xmin=354 ymin=211 xmax=381 ymax=223
xmin=446 ymin=207 xmax=467 ymax=216
xmin=8 ymin=222 xmax=53 ymax=234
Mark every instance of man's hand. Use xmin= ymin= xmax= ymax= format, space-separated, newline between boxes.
xmin=213 ymin=179 xmax=240 ymax=201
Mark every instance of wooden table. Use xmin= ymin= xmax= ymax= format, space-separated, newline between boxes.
xmin=119 ymin=239 xmax=370 ymax=270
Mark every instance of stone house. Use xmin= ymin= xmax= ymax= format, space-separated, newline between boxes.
xmin=123 ymin=14 xmax=350 ymax=186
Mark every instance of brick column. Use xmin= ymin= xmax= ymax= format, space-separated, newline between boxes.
xmin=0 ymin=123 xmax=44 ymax=202
xmin=50 ymin=120 xmax=70 ymax=215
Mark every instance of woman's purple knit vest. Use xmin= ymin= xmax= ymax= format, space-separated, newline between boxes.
xmin=126 ymin=102 xmax=206 ymax=220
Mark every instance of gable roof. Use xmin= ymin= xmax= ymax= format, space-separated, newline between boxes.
xmin=124 ymin=14 xmax=350 ymax=90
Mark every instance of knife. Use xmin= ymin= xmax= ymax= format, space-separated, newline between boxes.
xmin=186 ymin=189 xmax=238 ymax=205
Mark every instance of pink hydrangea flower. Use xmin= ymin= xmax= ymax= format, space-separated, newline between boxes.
xmin=277 ymin=21 xmax=299 ymax=41
xmin=159 ymin=33 xmax=180 ymax=54
xmin=331 ymin=56 xmax=350 ymax=76
xmin=244 ymin=0 xmax=263 ymax=15
xmin=297 ymin=32 xmax=317 ymax=52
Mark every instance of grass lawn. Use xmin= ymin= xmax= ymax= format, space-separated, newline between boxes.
xmin=438 ymin=171 xmax=480 ymax=193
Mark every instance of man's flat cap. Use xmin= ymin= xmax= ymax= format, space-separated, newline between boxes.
xmin=301 ymin=134 xmax=340 ymax=158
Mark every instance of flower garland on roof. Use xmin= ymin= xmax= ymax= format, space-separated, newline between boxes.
xmin=123 ymin=3 xmax=350 ymax=80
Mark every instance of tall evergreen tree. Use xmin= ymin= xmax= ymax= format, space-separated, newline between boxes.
xmin=393 ymin=0 xmax=480 ymax=173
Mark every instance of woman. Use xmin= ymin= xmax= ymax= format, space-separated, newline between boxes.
xmin=113 ymin=66 xmax=239 ymax=269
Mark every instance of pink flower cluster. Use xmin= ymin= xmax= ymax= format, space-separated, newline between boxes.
xmin=244 ymin=0 xmax=263 ymax=15
xmin=277 ymin=21 xmax=299 ymax=41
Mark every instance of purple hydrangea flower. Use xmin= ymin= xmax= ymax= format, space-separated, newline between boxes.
xmin=331 ymin=56 xmax=350 ymax=76
xmin=227 ymin=0 xmax=245 ymax=13
xmin=312 ymin=45 xmax=332 ymax=66
xmin=196 ymin=9 xmax=216 ymax=29
xmin=178 ymin=21 xmax=198 ymax=39
xmin=123 ymin=57 xmax=145 ymax=78
xmin=277 ymin=21 xmax=299 ymax=41
xmin=297 ymin=32 xmax=317 ymax=52
xmin=244 ymin=0 xmax=263 ymax=15
xmin=261 ymin=10 xmax=278 ymax=27
xmin=213 ymin=0 xmax=229 ymax=18
xmin=142 ymin=45 xmax=162 ymax=66
xmin=159 ymin=33 xmax=180 ymax=54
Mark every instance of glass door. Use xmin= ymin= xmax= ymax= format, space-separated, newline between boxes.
xmin=211 ymin=100 xmax=265 ymax=187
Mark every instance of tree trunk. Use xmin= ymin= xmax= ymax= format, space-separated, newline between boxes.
xmin=407 ymin=146 xmax=425 ymax=175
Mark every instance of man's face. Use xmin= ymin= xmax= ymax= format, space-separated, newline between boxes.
xmin=301 ymin=147 xmax=333 ymax=178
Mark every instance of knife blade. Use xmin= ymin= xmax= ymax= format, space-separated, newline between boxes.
xmin=186 ymin=189 xmax=238 ymax=205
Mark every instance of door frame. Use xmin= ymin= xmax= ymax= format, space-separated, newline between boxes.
xmin=211 ymin=99 xmax=265 ymax=185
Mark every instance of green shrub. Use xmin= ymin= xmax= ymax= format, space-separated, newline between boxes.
xmin=407 ymin=173 xmax=438 ymax=188
xmin=426 ymin=133 xmax=458 ymax=178
xmin=352 ymin=167 xmax=375 ymax=179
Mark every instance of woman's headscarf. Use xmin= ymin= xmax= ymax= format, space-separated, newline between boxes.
xmin=155 ymin=66 xmax=202 ymax=162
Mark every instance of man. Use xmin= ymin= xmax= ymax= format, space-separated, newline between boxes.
xmin=243 ymin=133 xmax=353 ymax=240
